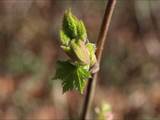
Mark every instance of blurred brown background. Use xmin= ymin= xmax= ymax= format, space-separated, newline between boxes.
xmin=0 ymin=0 xmax=160 ymax=120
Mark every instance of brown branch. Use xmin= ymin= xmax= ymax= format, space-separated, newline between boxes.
xmin=80 ymin=0 xmax=117 ymax=119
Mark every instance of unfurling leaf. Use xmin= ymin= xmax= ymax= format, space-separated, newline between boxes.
xmin=61 ymin=9 xmax=87 ymax=41
xmin=70 ymin=40 xmax=90 ymax=65
xmin=54 ymin=61 xmax=91 ymax=93
xmin=63 ymin=9 xmax=78 ymax=39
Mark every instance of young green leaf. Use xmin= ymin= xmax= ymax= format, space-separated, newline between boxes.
xmin=77 ymin=20 xmax=87 ymax=40
xmin=60 ymin=30 xmax=70 ymax=46
xmin=54 ymin=61 xmax=91 ymax=93
xmin=62 ymin=9 xmax=78 ymax=39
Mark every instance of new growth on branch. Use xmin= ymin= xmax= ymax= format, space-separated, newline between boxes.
xmin=54 ymin=9 xmax=97 ymax=94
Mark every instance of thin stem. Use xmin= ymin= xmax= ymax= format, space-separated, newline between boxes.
xmin=81 ymin=0 xmax=116 ymax=119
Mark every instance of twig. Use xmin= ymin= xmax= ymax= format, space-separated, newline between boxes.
xmin=81 ymin=0 xmax=117 ymax=119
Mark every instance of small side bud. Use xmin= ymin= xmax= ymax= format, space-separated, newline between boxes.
xmin=86 ymin=43 xmax=97 ymax=66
